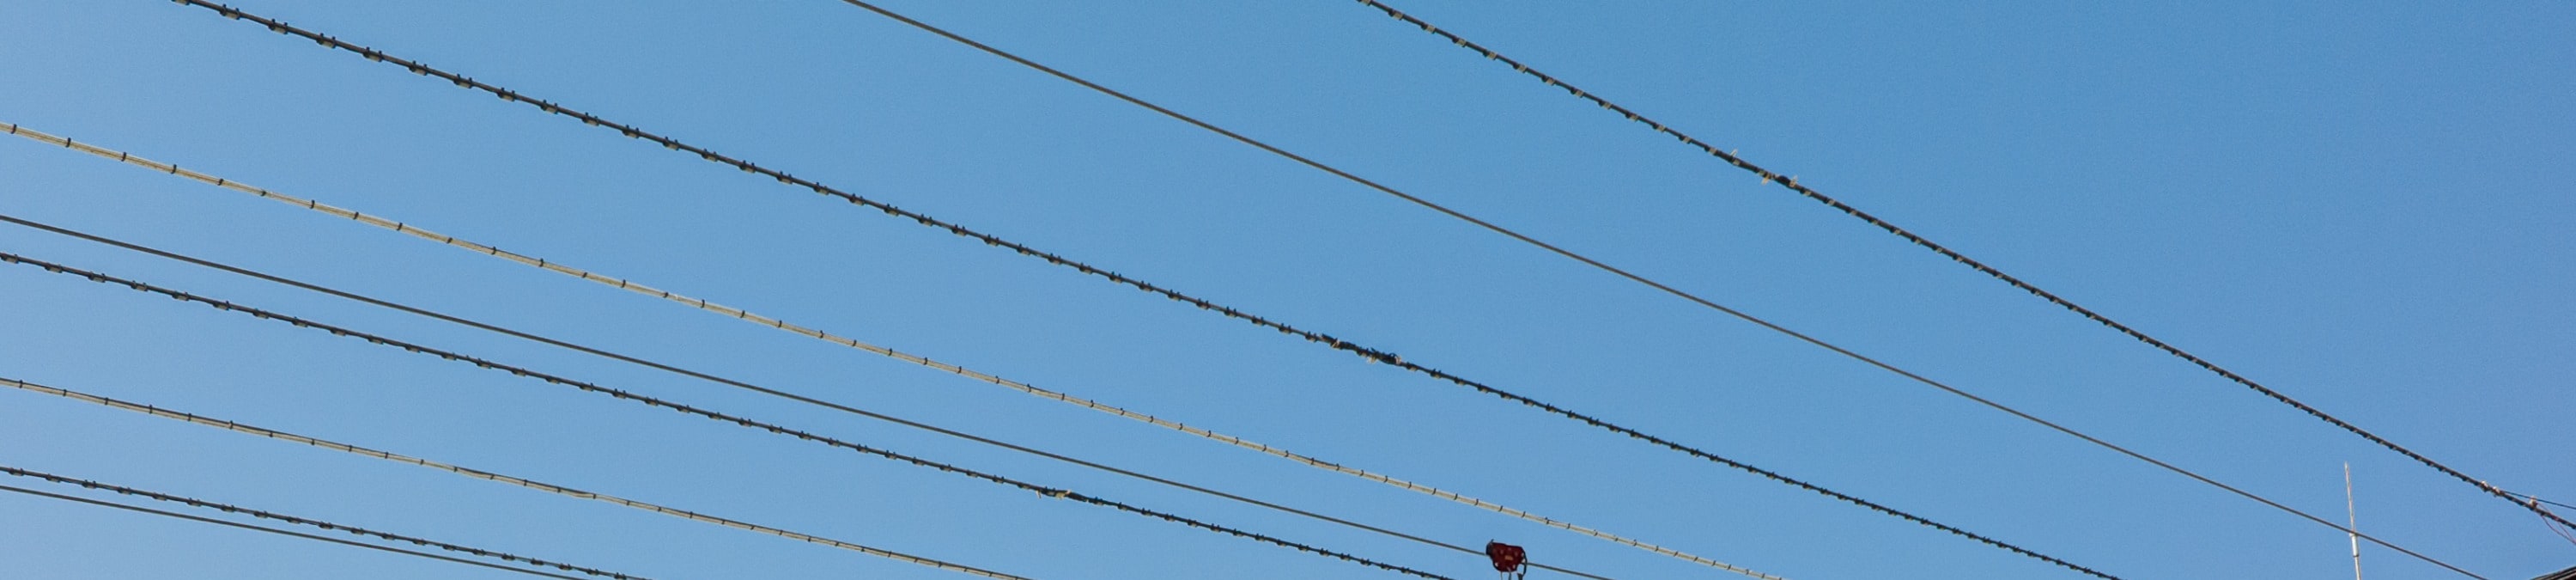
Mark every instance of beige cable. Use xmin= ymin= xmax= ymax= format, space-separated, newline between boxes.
xmin=5 ymin=121 xmax=1781 ymax=579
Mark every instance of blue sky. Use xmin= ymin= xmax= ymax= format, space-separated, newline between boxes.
xmin=3 ymin=1 xmax=2571 ymax=578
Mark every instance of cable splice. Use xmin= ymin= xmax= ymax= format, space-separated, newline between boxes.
xmin=0 ymin=466 xmax=646 ymax=580
xmin=0 ymin=256 xmax=1453 ymax=580
xmin=0 ymin=213 xmax=1613 ymax=580
xmin=3 ymin=119 xmax=1767 ymax=578
xmin=1340 ymin=0 xmax=2566 ymax=538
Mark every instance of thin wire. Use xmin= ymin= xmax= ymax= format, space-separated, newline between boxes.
xmin=101 ymin=3 xmax=1996 ymax=572
xmin=2503 ymin=491 xmax=2576 ymax=548
xmin=106 ymin=1 xmax=2468 ymax=574
xmin=754 ymin=2 xmax=2500 ymax=573
xmin=1341 ymin=0 xmax=2572 ymax=535
xmin=0 ymin=482 xmax=592 ymax=580
xmin=0 ymin=214 xmax=1613 ymax=580
xmin=800 ymin=3 xmax=2516 ymax=572
xmin=0 ymin=122 xmax=1771 ymax=578
xmin=0 ymin=257 xmax=1454 ymax=580
xmin=2546 ymin=514 xmax=2576 ymax=550
xmin=2509 ymin=491 xmax=2576 ymax=513
xmin=0 ymin=466 xmax=644 ymax=580
xmin=0 ymin=374 xmax=1030 ymax=579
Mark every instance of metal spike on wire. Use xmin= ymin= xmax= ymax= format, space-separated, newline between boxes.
xmin=0 ymin=120 xmax=1776 ymax=579
xmin=0 ymin=259 xmax=1455 ymax=580
xmin=1339 ymin=0 xmax=2571 ymax=535
xmin=0 ymin=466 xmax=649 ymax=580
xmin=0 ymin=376 xmax=1024 ymax=579
xmin=0 ymin=213 xmax=1616 ymax=580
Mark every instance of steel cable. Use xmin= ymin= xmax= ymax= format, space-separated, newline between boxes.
xmin=0 ymin=213 xmax=1612 ymax=580
xmin=98 ymin=1 xmax=2450 ymax=573
xmin=0 ymin=466 xmax=647 ymax=580
xmin=0 ymin=380 xmax=1027 ymax=579
xmin=1340 ymin=0 xmax=2569 ymax=535
xmin=91 ymin=0 xmax=2518 ymax=575
xmin=0 ymin=485 xmax=587 ymax=579
xmin=106 ymin=2 xmax=2008 ymax=571
xmin=793 ymin=4 xmax=2506 ymax=573
xmin=3 ymin=119 xmax=1774 ymax=578
xmin=0 ymin=257 xmax=1454 ymax=580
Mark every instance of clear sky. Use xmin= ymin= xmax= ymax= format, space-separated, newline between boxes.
xmin=3 ymin=1 xmax=2571 ymax=578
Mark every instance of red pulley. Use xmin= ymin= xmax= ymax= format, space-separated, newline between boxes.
xmin=1485 ymin=540 xmax=1528 ymax=574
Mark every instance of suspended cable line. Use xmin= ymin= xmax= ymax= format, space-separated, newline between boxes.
xmin=0 ymin=374 xmax=1032 ymax=579
xmin=0 ymin=257 xmax=1461 ymax=580
xmin=2509 ymin=491 xmax=2576 ymax=514
xmin=1339 ymin=0 xmax=2566 ymax=534
xmin=0 ymin=213 xmax=1614 ymax=580
xmin=761 ymin=4 xmax=2546 ymax=565
xmin=0 ymin=465 xmax=647 ymax=580
xmin=1 ymin=124 xmax=1775 ymax=579
xmin=0 ymin=485 xmax=586 ymax=580
xmin=99 ymin=3 xmax=2065 ymax=571
xmin=81 ymin=1 xmax=2473 ymax=571
xmin=2501 ymin=491 xmax=2576 ymax=548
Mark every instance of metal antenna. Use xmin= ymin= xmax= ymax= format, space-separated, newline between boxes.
xmin=2348 ymin=462 xmax=2363 ymax=580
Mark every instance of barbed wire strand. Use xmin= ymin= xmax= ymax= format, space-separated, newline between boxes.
xmin=0 ymin=375 xmax=1030 ymax=579
xmin=0 ymin=482 xmax=592 ymax=580
xmin=0 ymin=214 xmax=1612 ymax=580
xmin=1340 ymin=0 xmax=2569 ymax=535
xmin=0 ymin=258 xmax=1457 ymax=580
xmin=2 ymin=118 xmax=1777 ymax=580
xmin=0 ymin=466 xmax=647 ymax=580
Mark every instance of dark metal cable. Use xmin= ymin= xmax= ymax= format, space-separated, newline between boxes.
xmin=134 ymin=2 xmax=2453 ymax=575
xmin=0 ymin=485 xmax=583 ymax=580
xmin=2509 ymin=491 xmax=2576 ymax=513
xmin=0 ymin=253 xmax=1455 ymax=580
xmin=0 ymin=214 xmax=1612 ymax=580
xmin=0 ymin=466 xmax=641 ymax=580
xmin=802 ymin=3 xmax=2528 ymax=571
xmin=2501 ymin=491 xmax=2576 ymax=548
xmin=791 ymin=3 xmax=2514 ymax=573
xmin=143 ymin=2 xmax=2058 ymax=575
xmin=0 ymin=125 xmax=1753 ymax=580
xmin=0 ymin=376 xmax=1027 ymax=580
xmin=1341 ymin=0 xmax=2568 ymax=534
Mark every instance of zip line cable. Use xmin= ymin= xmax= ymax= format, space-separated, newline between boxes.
xmin=0 ymin=466 xmax=647 ymax=580
xmin=1340 ymin=0 xmax=2569 ymax=534
xmin=0 ymin=375 xmax=1032 ymax=579
xmin=127 ymin=3 xmax=2058 ymax=573
xmin=0 ymin=484 xmax=592 ymax=580
xmin=0 ymin=260 xmax=1457 ymax=580
xmin=0 ymin=124 xmax=1777 ymax=579
xmin=0 ymin=214 xmax=1614 ymax=580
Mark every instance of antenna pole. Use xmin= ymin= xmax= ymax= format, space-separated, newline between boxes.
xmin=2347 ymin=462 xmax=2362 ymax=580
